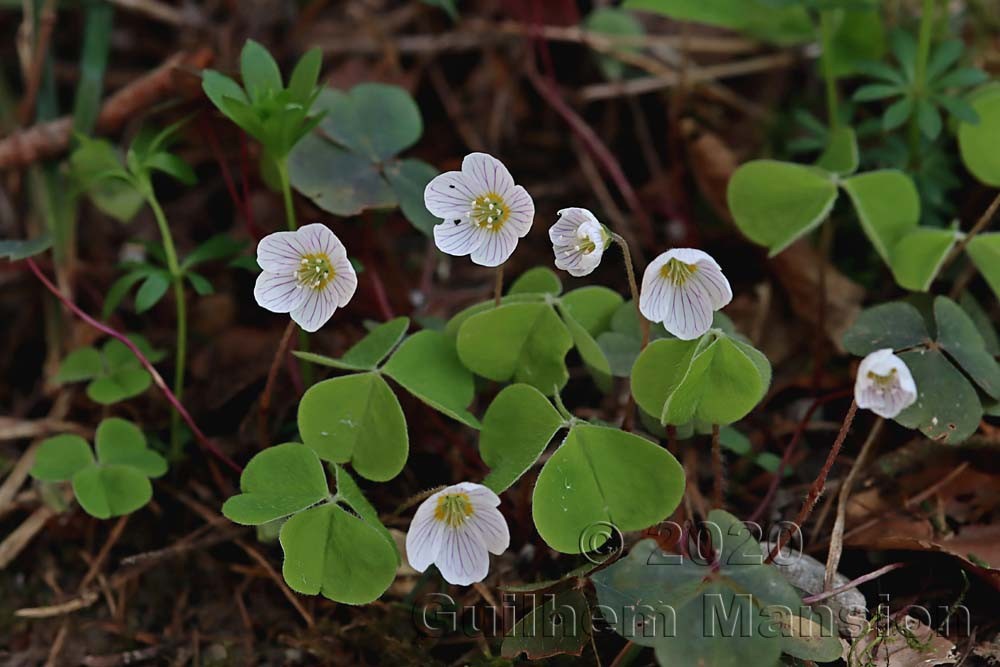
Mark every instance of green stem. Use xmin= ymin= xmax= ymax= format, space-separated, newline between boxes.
xmin=147 ymin=191 xmax=187 ymax=456
xmin=818 ymin=10 xmax=840 ymax=130
xmin=277 ymin=158 xmax=297 ymax=231
xmin=910 ymin=0 xmax=936 ymax=163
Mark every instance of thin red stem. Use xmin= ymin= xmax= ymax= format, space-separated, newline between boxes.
xmin=25 ymin=258 xmax=242 ymax=474
xmin=801 ymin=562 xmax=906 ymax=604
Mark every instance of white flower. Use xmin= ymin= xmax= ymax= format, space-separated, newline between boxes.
xmin=405 ymin=482 xmax=510 ymax=586
xmin=253 ymin=223 xmax=357 ymax=333
xmin=639 ymin=248 xmax=733 ymax=340
xmin=549 ymin=207 xmax=609 ymax=277
xmin=855 ymin=348 xmax=917 ymax=419
xmin=424 ymin=152 xmax=535 ymax=267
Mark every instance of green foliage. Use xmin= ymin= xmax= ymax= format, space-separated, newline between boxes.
xmin=816 ymin=126 xmax=859 ymax=175
xmin=623 ymin=0 xmax=813 ymax=45
xmin=888 ymin=227 xmax=958 ymax=291
xmin=56 ymin=335 xmax=164 ymax=405
xmin=592 ymin=510 xmax=841 ymax=666
xmin=501 ymin=590 xmax=592 ymax=659
xmin=533 ymin=424 xmax=684 ymax=554
xmin=295 ymin=317 xmax=410 ymax=371
xmin=840 ymin=170 xmax=919 ymax=263
xmin=631 ymin=331 xmax=771 ymax=426
xmin=854 ymin=31 xmax=987 ymax=138
xmin=584 ymin=7 xmax=645 ymax=81
xmin=0 ymin=233 xmax=53 ymax=260
xmin=202 ymin=41 xmax=324 ymax=163
xmin=508 ymin=267 xmax=563 ymax=296
xmin=479 ymin=384 xmax=566 ymax=493
xmin=958 ymin=85 xmax=1000 ymax=186
xmin=288 ymin=84 xmax=439 ymax=233
xmin=31 ymin=418 xmax=167 ymax=519
xmin=298 ymin=373 xmax=408 ymax=482
xmin=844 ymin=297 xmax=999 ymax=443
xmin=223 ymin=443 xmax=398 ymax=604
xmin=966 ymin=233 xmax=1000 ymax=299
xmin=726 ymin=160 xmax=838 ymax=255
xmin=456 ymin=302 xmax=574 ymax=394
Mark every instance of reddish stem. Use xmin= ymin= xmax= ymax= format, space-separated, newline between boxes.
xmin=199 ymin=115 xmax=261 ymax=241
xmin=25 ymin=258 xmax=242 ymax=474
xmin=801 ymin=562 xmax=906 ymax=604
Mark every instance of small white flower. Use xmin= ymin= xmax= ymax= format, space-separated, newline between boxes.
xmin=405 ymin=482 xmax=510 ymax=586
xmin=424 ymin=153 xmax=535 ymax=267
xmin=639 ymin=248 xmax=733 ymax=340
xmin=855 ymin=348 xmax=917 ymax=419
xmin=549 ymin=207 xmax=609 ymax=277
xmin=253 ymin=223 xmax=357 ymax=333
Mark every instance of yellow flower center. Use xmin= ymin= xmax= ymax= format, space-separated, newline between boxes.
xmin=296 ymin=253 xmax=335 ymax=291
xmin=469 ymin=193 xmax=510 ymax=233
xmin=659 ymin=258 xmax=698 ymax=286
xmin=867 ymin=368 xmax=898 ymax=387
xmin=434 ymin=492 xmax=475 ymax=528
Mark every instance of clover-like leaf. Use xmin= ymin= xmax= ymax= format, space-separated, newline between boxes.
xmin=958 ymin=85 xmax=1000 ymax=186
xmin=31 ymin=434 xmax=94 ymax=482
xmin=222 ymin=443 xmax=329 ymax=526
xmin=456 ymin=302 xmax=574 ymax=394
xmin=934 ymin=297 xmax=1000 ymax=399
xmin=86 ymin=367 xmax=151 ymax=405
xmin=289 ymin=134 xmax=396 ymax=216
xmin=383 ymin=330 xmax=479 ymax=428
xmin=842 ymin=301 xmax=930 ymax=355
xmin=889 ymin=227 xmax=958 ymax=292
xmin=508 ymin=267 xmax=563 ymax=296
xmin=727 ymin=160 xmax=838 ymax=256
xmin=532 ymin=424 xmax=684 ymax=554
xmin=56 ymin=347 xmax=104 ymax=383
xmin=501 ymin=590 xmax=592 ymax=659
xmin=315 ymin=84 xmax=422 ymax=163
xmin=72 ymin=465 xmax=152 ymax=520
xmin=480 ymin=384 xmax=566 ymax=493
xmin=296 ymin=317 xmax=410 ymax=371
xmin=383 ymin=158 xmax=440 ymax=236
xmin=816 ymin=126 xmax=859 ymax=175
xmin=561 ymin=286 xmax=623 ymax=336
xmin=897 ymin=348 xmax=982 ymax=444
xmin=0 ymin=234 xmax=53 ymax=261
xmin=966 ymin=232 xmax=1000 ymax=299
xmin=297 ymin=373 xmax=408 ymax=481
xmin=279 ymin=502 xmax=398 ymax=604
xmin=332 ymin=463 xmax=399 ymax=565
xmin=841 ymin=169 xmax=919 ymax=263
xmin=95 ymin=417 xmax=166 ymax=478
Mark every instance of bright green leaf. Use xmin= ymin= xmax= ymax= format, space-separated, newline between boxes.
xmin=332 ymin=463 xmax=399 ymax=565
xmin=560 ymin=286 xmax=623 ymax=336
xmin=222 ymin=443 xmax=329 ymax=525
xmin=297 ymin=373 xmax=408 ymax=481
xmin=56 ymin=347 xmax=103 ymax=383
xmin=958 ymin=86 xmax=1000 ymax=186
xmin=508 ymin=267 xmax=563 ymax=296
xmin=816 ymin=126 xmax=859 ymax=175
xmin=134 ymin=271 xmax=171 ymax=313
xmin=31 ymin=434 xmax=94 ymax=482
xmin=240 ymin=39 xmax=283 ymax=102
xmin=532 ymin=424 xmax=684 ymax=554
xmin=95 ymin=418 xmax=166 ymax=478
xmin=966 ymin=232 xmax=1000 ymax=299
xmin=86 ymin=367 xmax=152 ymax=405
xmin=889 ymin=228 xmax=958 ymax=292
xmin=841 ymin=170 xmax=919 ymax=263
xmin=480 ymin=384 xmax=565 ymax=493
xmin=72 ymin=464 xmax=152 ymax=519
xmin=299 ymin=317 xmax=409 ymax=371
xmin=727 ymin=160 xmax=838 ymax=256
xmin=287 ymin=48 xmax=322 ymax=103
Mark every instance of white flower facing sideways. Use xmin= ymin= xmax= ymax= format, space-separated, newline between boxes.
xmin=424 ymin=152 xmax=535 ymax=267
xmin=855 ymin=348 xmax=918 ymax=419
xmin=253 ymin=223 xmax=358 ymax=333
xmin=405 ymin=482 xmax=510 ymax=586
xmin=639 ymin=248 xmax=733 ymax=340
xmin=549 ymin=207 xmax=609 ymax=277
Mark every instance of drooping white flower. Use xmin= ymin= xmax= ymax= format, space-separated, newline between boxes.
xmin=405 ymin=482 xmax=510 ymax=586
xmin=424 ymin=153 xmax=535 ymax=267
xmin=855 ymin=348 xmax=917 ymax=419
xmin=549 ymin=207 xmax=609 ymax=277
xmin=253 ymin=223 xmax=357 ymax=333
xmin=639 ymin=248 xmax=733 ymax=340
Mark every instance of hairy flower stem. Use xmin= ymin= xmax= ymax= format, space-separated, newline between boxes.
xmin=25 ymin=258 xmax=241 ymax=474
xmin=766 ymin=400 xmax=858 ymax=564
xmin=494 ymin=265 xmax=503 ymax=308
xmin=147 ymin=194 xmax=187 ymax=458
xmin=910 ymin=0 xmax=937 ymax=164
xmin=275 ymin=157 xmax=313 ymax=386
xmin=818 ymin=10 xmax=840 ymax=129
xmin=612 ymin=233 xmax=649 ymax=348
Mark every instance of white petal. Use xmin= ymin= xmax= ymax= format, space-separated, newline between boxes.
xmin=855 ymin=349 xmax=918 ymax=418
xmin=450 ymin=482 xmax=501 ymax=507
xmin=290 ymin=288 xmax=338 ymax=332
xmin=256 ymin=231 xmax=305 ymax=273
xmin=639 ymin=260 xmax=671 ymax=323
xmin=436 ymin=526 xmax=490 ymax=586
xmin=470 ymin=226 xmax=519 ymax=267
xmin=549 ymin=208 xmax=593 ymax=244
xmin=328 ymin=255 xmax=358 ymax=307
xmin=504 ymin=185 xmax=534 ymax=237
xmin=688 ymin=260 xmax=732 ymax=310
xmin=466 ymin=504 xmax=509 ymax=556
xmin=462 ymin=153 xmax=515 ymax=199
xmin=297 ymin=223 xmax=347 ymax=260
xmin=254 ymin=271 xmax=304 ymax=313
xmin=661 ymin=282 xmax=714 ymax=340
xmin=424 ymin=170 xmax=479 ymax=218
xmin=406 ymin=493 xmax=446 ymax=573
xmin=434 ymin=219 xmax=488 ymax=257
